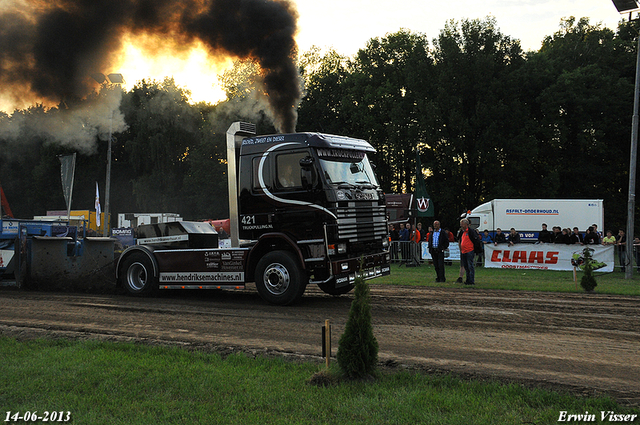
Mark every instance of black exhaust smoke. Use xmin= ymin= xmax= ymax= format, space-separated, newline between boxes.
xmin=0 ymin=0 xmax=301 ymax=133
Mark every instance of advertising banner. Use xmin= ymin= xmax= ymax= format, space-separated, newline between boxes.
xmin=414 ymin=152 xmax=434 ymax=218
xmin=0 ymin=249 xmax=13 ymax=269
xmin=58 ymin=153 xmax=76 ymax=217
xmin=111 ymin=228 xmax=134 ymax=248
xmin=421 ymin=242 xmax=461 ymax=261
xmin=484 ymin=244 xmax=614 ymax=272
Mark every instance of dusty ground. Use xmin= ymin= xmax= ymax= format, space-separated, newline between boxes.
xmin=0 ymin=283 xmax=638 ymax=405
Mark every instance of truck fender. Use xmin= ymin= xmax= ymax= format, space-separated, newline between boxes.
xmin=115 ymin=245 xmax=159 ymax=284
xmin=246 ymin=233 xmax=305 ymax=282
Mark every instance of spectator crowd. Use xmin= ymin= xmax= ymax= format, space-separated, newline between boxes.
xmin=389 ymin=221 xmax=639 ymax=273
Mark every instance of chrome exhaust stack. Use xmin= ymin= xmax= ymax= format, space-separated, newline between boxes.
xmin=226 ymin=122 xmax=256 ymax=247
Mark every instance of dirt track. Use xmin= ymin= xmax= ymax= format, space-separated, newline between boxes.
xmin=0 ymin=284 xmax=638 ymax=405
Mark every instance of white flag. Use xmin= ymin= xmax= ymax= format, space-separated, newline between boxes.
xmin=95 ymin=181 xmax=101 ymax=229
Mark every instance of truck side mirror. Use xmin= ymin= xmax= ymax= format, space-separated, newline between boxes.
xmin=299 ymin=156 xmax=314 ymax=167
xmin=300 ymin=156 xmax=316 ymax=190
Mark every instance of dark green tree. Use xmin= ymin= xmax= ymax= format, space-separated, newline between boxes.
xmin=297 ymin=46 xmax=352 ymax=134
xmin=336 ymin=273 xmax=378 ymax=380
xmin=428 ymin=17 xmax=527 ymax=222
xmin=580 ymin=247 xmax=598 ymax=292
xmin=346 ymin=29 xmax=433 ymax=193
xmin=120 ymin=78 xmax=203 ymax=216
xmin=0 ymin=93 xmax=123 ymax=219
xmin=521 ymin=17 xmax=636 ymax=230
xmin=0 ymin=105 xmax=57 ymax=217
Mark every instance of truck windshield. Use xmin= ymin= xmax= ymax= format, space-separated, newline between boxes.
xmin=318 ymin=155 xmax=379 ymax=188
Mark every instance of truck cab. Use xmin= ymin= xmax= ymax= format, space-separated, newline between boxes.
xmin=234 ymin=131 xmax=390 ymax=298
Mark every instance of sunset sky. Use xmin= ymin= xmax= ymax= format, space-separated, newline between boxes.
xmin=122 ymin=0 xmax=628 ymax=105
xmin=0 ymin=0 xmax=629 ymax=111
xmin=295 ymin=0 xmax=624 ymax=55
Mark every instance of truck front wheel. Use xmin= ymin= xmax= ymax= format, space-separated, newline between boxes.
xmin=119 ymin=252 xmax=157 ymax=296
xmin=255 ymin=251 xmax=307 ymax=305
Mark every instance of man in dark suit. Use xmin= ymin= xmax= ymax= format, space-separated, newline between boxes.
xmin=428 ymin=220 xmax=449 ymax=282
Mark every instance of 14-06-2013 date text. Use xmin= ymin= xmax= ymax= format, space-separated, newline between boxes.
xmin=4 ymin=412 xmax=71 ymax=422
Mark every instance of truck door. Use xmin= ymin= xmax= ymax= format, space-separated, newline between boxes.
xmin=271 ymin=150 xmax=323 ymax=239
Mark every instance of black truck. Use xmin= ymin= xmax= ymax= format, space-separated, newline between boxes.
xmin=116 ymin=122 xmax=390 ymax=305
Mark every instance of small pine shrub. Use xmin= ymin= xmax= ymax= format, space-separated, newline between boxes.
xmin=336 ymin=271 xmax=378 ymax=380
xmin=580 ymin=247 xmax=598 ymax=292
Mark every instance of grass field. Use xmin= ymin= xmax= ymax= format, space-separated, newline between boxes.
xmin=1 ymin=262 xmax=639 ymax=423
xmin=377 ymin=262 xmax=640 ymax=296
xmin=1 ymin=337 xmax=638 ymax=425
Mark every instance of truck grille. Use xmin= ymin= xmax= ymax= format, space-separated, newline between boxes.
xmin=335 ymin=202 xmax=387 ymax=242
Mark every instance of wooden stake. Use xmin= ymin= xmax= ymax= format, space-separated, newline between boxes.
xmin=325 ymin=319 xmax=331 ymax=368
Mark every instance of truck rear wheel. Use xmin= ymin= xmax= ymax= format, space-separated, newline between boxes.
xmin=119 ymin=252 xmax=157 ymax=296
xmin=255 ymin=251 xmax=307 ymax=305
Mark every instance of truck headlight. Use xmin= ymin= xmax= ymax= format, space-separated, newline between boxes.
xmin=337 ymin=243 xmax=347 ymax=254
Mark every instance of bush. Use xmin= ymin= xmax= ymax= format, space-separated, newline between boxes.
xmin=580 ymin=247 xmax=598 ymax=292
xmin=336 ymin=271 xmax=378 ymax=379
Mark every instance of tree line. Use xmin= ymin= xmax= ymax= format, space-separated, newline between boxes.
xmin=0 ymin=16 xmax=638 ymax=233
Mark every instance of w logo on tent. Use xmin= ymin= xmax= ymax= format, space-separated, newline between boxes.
xmin=416 ymin=197 xmax=430 ymax=212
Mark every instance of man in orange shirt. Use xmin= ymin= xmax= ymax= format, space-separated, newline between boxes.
xmin=459 ymin=218 xmax=480 ymax=285
xmin=410 ymin=224 xmax=421 ymax=244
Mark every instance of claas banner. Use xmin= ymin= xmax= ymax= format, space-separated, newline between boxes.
xmin=483 ymin=244 xmax=614 ymax=272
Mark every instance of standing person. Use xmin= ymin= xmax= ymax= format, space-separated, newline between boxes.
xmin=417 ymin=222 xmax=427 ymax=242
xmin=424 ymin=226 xmax=433 ymax=243
xmin=538 ymin=223 xmax=552 ymax=243
xmin=455 ymin=264 xmax=465 ymax=284
xmin=217 ymin=226 xmax=229 ymax=239
xmin=404 ymin=222 xmax=413 ymax=262
xmin=412 ymin=224 xmax=421 ymax=244
xmin=409 ymin=224 xmax=421 ymax=266
xmin=446 ymin=228 xmax=455 ymax=243
xmin=570 ymin=227 xmax=584 ymax=245
xmin=389 ymin=224 xmax=400 ymax=260
xmin=428 ymin=220 xmax=449 ymax=282
xmin=602 ymin=230 xmax=616 ymax=245
xmin=478 ymin=230 xmax=493 ymax=267
xmin=455 ymin=226 xmax=465 ymax=283
xmin=552 ymin=226 xmax=562 ymax=243
xmin=399 ymin=223 xmax=409 ymax=262
xmin=593 ymin=224 xmax=603 ymax=240
xmin=444 ymin=227 xmax=455 ymax=266
xmin=634 ymin=237 xmax=640 ymax=271
xmin=617 ymin=229 xmax=627 ymax=272
xmin=507 ymin=228 xmax=520 ymax=246
xmin=592 ymin=226 xmax=601 ymax=244
xmin=459 ymin=218 xmax=479 ymax=285
xmin=493 ymin=228 xmax=507 ymax=245
xmin=583 ymin=226 xmax=599 ymax=245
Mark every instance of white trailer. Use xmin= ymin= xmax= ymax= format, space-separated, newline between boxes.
xmin=463 ymin=199 xmax=604 ymax=242
xmin=117 ymin=213 xmax=182 ymax=228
